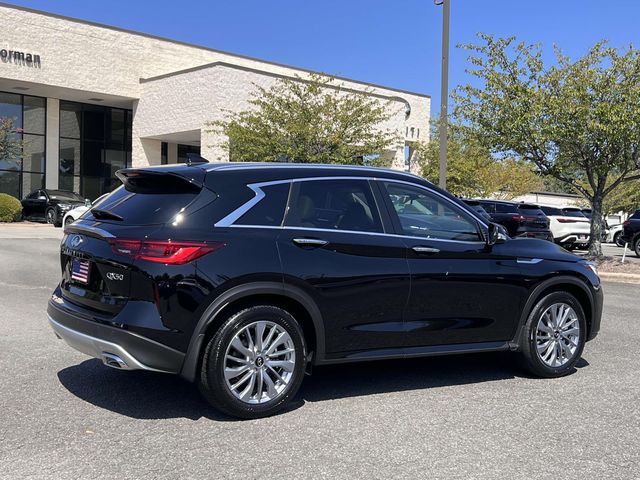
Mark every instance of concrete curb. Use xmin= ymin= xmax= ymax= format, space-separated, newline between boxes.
xmin=599 ymin=272 xmax=640 ymax=284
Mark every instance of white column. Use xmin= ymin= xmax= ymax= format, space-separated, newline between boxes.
xmin=168 ymin=142 xmax=178 ymax=164
xmin=45 ymin=98 xmax=59 ymax=189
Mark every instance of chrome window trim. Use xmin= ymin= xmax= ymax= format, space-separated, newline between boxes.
xmin=214 ymin=179 xmax=291 ymax=227
xmin=220 ymin=224 xmax=486 ymax=245
xmin=214 ymin=176 xmax=490 ymax=241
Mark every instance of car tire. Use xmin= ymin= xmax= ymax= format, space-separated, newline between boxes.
xmin=64 ymin=216 xmax=75 ymax=227
xmin=199 ymin=305 xmax=306 ymax=419
xmin=614 ymin=231 xmax=624 ymax=247
xmin=519 ymin=291 xmax=586 ymax=378
xmin=45 ymin=207 xmax=56 ymax=225
xmin=634 ymin=237 xmax=640 ymax=258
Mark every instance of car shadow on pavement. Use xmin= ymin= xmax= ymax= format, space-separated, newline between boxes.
xmin=298 ymin=351 xmax=520 ymax=403
xmin=57 ymin=352 xmax=587 ymax=421
xmin=57 ymin=359 xmax=232 ymax=421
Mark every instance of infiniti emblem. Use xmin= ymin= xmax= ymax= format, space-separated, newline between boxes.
xmin=70 ymin=235 xmax=83 ymax=248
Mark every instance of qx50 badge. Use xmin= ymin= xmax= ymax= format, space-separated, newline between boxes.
xmin=106 ymin=272 xmax=124 ymax=281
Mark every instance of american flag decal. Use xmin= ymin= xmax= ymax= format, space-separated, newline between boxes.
xmin=71 ymin=259 xmax=90 ymax=284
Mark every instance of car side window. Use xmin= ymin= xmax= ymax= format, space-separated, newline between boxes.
xmin=382 ymin=182 xmax=481 ymax=241
xmin=236 ymin=183 xmax=291 ymax=227
xmin=285 ymin=179 xmax=383 ymax=233
xmin=495 ymin=203 xmax=517 ymax=213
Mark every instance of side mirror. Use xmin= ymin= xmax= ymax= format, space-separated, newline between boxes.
xmin=486 ymin=222 xmax=507 ymax=245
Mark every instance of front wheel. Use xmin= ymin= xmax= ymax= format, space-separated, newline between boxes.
xmin=519 ymin=292 xmax=586 ymax=378
xmin=64 ymin=215 xmax=75 ymax=227
xmin=199 ymin=305 xmax=306 ymax=419
xmin=45 ymin=208 xmax=57 ymax=225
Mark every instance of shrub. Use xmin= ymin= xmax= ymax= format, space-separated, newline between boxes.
xmin=0 ymin=193 xmax=22 ymax=222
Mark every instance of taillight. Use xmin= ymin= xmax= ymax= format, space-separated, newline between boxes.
xmin=109 ymin=239 xmax=224 ymax=265
xmin=512 ymin=215 xmax=525 ymax=223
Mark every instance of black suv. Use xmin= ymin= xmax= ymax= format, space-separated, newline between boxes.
xmin=48 ymin=163 xmax=602 ymax=418
xmin=621 ymin=209 xmax=640 ymax=256
xmin=475 ymin=200 xmax=553 ymax=241
xmin=22 ymin=189 xmax=86 ymax=227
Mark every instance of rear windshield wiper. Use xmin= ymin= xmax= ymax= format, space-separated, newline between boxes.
xmin=91 ymin=208 xmax=124 ymax=221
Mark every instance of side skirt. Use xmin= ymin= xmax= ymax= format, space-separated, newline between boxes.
xmin=316 ymin=341 xmax=512 ymax=366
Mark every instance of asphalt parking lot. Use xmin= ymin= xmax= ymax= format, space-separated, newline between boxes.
xmin=1 ymin=224 xmax=639 ymax=479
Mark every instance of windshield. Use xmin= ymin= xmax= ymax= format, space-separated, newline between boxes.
xmin=46 ymin=190 xmax=84 ymax=201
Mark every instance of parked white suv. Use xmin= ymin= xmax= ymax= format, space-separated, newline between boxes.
xmin=540 ymin=206 xmax=591 ymax=250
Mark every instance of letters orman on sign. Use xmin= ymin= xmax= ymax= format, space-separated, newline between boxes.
xmin=0 ymin=48 xmax=41 ymax=67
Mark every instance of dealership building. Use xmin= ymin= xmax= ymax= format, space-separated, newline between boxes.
xmin=0 ymin=3 xmax=430 ymax=200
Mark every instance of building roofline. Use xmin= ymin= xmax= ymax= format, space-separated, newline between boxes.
xmin=0 ymin=2 xmax=430 ymax=100
xmin=140 ymin=61 xmax=415 ymax=104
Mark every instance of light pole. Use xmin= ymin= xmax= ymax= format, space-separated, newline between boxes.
xmin=435 ymin=0 xmax=450 ymax=189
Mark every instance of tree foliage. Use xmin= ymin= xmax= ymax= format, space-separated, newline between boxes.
xmin=0 ymin=117 xmax=23 ymax=162
xmin=416 ymin=123 xmax=542 ymax=199
xmin=211 ymin=74 xmax=399 ymax=166
xmin=454 ymin=34 xmax=640 ymax=256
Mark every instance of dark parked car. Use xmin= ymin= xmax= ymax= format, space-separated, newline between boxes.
xmin=621 ymin=209 xmax=640 ymax=256
xmin=48 ymin=162 xmax=602 ymax=418
xmin=475 ymin=200 xmax=553 ymax=241
xmin=461 ymin=199 xmax=492 ymax=222
xmin=22 ymin=189 xmax=86 ymax=227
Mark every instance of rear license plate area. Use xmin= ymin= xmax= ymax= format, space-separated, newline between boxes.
xmin=71 ymin=258 xmax=90 ymax=284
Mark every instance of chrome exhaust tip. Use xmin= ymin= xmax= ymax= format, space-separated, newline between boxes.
xmin=101 ymin=352 xmax=128 ymax=369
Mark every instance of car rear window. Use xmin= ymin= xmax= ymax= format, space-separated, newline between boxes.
xmin=85 ymin=184 xmax=200 ymax=225
xmin=540 ymin=206 xmax=562 ymax=216
xmin=495 ymin=203 xmax=518 ymax=213
xmin=518 ymin=204 xmax=545 ymax=216
xmin=562 ymin=208 xmax=586 ymax=218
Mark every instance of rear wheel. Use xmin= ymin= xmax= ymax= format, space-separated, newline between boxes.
xmin=634 ymin=237 xmax=640 ymax=258
xmin=199 ymin=305 xmax=306 ymax=419
xmin=519 ymin=292 xmax=586 ymax=378
xmin=614 ymin=231 xmax=624 ymax=247
xmin=64 ymin=215 xmax=75 ymax=227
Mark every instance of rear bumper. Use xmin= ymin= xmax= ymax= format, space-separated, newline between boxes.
xmin=48 ymin=294 xmax=184 ymax=373
xmin=555 ymin=233 xmax=590 ymax=245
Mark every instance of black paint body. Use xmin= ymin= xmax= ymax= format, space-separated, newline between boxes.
xmin=47 ymin=163 xmax=603 ymax=379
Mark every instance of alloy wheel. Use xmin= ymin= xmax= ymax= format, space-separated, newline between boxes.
xmin=46 ymin=210 xmax=55 ymax=224
xmin=535 ymin=303 xmax=581 ymax=368
xmin=223 ymin=320 xmax=296 ymax=404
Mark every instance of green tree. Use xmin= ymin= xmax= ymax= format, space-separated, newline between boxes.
xmin=455 ymin=34 xmax=640 ymax=257
xmin=0 ymin=117 xmax=23 ymax=164
xmin=416 ymin=122 xmax=542 ymax=199
xmin=602 ymin=179 xmax=640 ymax=216
xmin=210 ymin=74 xmax=399 ymax=166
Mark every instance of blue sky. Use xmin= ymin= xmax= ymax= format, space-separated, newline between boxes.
xmin=8 ymin=0 xmax=640 ymax=116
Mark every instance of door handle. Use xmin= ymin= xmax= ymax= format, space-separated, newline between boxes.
xmin=292 ymin=238 xmax=328 ymax=248
xmin=412 ymin=246 xmax=440 ymax=254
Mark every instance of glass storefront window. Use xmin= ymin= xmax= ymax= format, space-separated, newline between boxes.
xmin=0 ymin=92 xmax=22 ymax=126
xmin=23 ymin=96 xmax=46 ymax=135
xmin=22 ymin=134 xmax=45 ymax=172
xmin=0 ymin=92 xmax=46 ymax=200
xmin=59 ymin=101 xmax=132 ymax=200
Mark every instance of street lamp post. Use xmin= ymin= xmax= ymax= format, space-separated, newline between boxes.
xmin=435 ymin=0 xmax=450 ymax=189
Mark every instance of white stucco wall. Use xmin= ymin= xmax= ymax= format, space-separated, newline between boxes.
xmin=134 ymin=64 xmax=428 ymax=171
